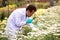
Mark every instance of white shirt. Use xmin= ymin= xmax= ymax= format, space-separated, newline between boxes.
xmin=5 ymin=8 xmax=29 ymax=34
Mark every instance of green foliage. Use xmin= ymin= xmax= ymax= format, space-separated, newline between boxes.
xmin=23 ymin=26 xmax=32 ymax=36
xmin=0 ymin=37 xmax=8 ymax=40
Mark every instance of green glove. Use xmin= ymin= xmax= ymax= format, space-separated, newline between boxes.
xmin=26 ymin=18 xmax=33 ymax=24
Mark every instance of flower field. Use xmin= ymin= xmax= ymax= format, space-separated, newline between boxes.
xmin=0 ymin=6 xmax=60 ymax=40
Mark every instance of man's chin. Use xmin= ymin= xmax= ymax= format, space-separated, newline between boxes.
xmin=27 ymin=16 xmax=30 ymax=17
xmin=26 ymin=15 xmax=31 ymax=17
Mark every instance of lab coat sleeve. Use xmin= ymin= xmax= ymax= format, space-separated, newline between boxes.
xmin=14 ymin=11 xmax=26 ymax=27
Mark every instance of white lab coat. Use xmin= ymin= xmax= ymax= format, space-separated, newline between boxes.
xmin=4 ymin=8 xmax=29 ymax=40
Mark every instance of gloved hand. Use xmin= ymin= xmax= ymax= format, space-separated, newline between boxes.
xmin=26 ymin=18 xmax=33 ymax=24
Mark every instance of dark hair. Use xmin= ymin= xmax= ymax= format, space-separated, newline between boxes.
xmin=26 ymin=5 xmax=36 ymax=12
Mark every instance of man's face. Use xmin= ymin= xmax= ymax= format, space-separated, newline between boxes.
xmin=26 ymin=10 xmax=35 ymax=17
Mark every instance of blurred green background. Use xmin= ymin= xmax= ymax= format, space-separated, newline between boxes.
xmin=0 ymin=0 xmax=60 ymax=21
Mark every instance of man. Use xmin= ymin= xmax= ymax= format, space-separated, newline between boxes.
xmin=2 ymin=0 xmax=6 ymax=7
xmin=49 ymin=0 xmax=54 ymax=6
xmin=5 ymin=5 xmax=36 ymax=40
